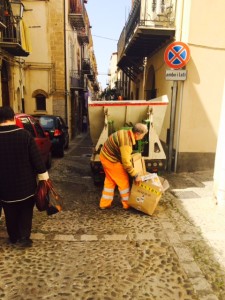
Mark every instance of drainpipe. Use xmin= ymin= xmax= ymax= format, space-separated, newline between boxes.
xmin=18 ymin=58 xmax=25 ymax=112
xmin=63 ymin=0 xmax=68 ymax=124
xmin=172 ymin=0 xmax=185 ymax=172
xmin=167 ymin=81 xmax=177 ymax=172
xmin=142 ymin=57 xmax=147 ymax=99
xmin=174 ymin=81 xmax=184 ymax=172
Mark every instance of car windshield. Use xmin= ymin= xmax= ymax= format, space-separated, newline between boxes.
xmin=39 ymin=117 xmax=55 ymax=130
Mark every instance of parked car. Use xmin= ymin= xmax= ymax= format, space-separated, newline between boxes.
xmin=32 ymin=114 xmax=69 ymax=157
xmin=15 ymin=113 xmax=52 ymax=169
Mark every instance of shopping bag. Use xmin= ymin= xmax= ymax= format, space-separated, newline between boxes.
xmin=35 ymin=180 xmax=49 ymax=211
xmin=35 ymin=179 xmax=63 ymax=215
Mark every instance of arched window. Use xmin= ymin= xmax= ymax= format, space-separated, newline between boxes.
xmin=36 ymin=94 xmax=46 ymax=110
xmin=32 ymin=89 xmax=48 ymax=111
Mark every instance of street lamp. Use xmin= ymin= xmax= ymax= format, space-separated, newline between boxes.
xmin=10 ymin=1 xmax=24 ymax=43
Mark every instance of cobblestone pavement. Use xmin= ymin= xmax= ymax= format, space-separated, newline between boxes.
xmin=0 ymin=133 xmax=225 ymax=300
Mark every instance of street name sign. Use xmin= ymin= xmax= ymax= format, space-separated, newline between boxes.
xmin=166 ymin=70 xmax=187 ymax=81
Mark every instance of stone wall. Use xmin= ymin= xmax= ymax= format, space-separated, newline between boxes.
xmin=49 ymin=0 xmax=66 ymax=119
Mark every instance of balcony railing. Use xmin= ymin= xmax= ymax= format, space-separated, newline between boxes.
xmin=69 ymin=0 xmax=85 ymax=29
xmin=77 ymin=26 xmax=89 ymax=45
xmin=117 ymin=0 xmax=176 ymax=80
xmin=82 ymin=58 xmax=91 ymax=74
xmin=87 ymin=68 xmax=95 ymax=82
xmin=70 ymin=70 xmax=85 ymax=90
xmin=118 ymin=0 xmax=176 ymax=59
xmin=0 ymin=2 xmax=30 ymax=56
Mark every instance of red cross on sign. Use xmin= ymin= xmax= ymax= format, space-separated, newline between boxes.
xmin=164 ymin=41 xmax=190 ymax=69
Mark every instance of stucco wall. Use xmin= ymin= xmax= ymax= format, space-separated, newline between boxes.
xmin=23 ymin=1 xmax=53 ymax=114
xmin=179 ymin=46 xmax=225 ymax=153
xmin=23 ymin=0 xmax=66 ymax=117
xmin=178 ymin=0 xmax=225 ymax=153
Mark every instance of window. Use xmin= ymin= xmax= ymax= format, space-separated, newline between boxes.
xmin=36 ymin=94 xmax=46 ymax=110
xmin=39 ymin=117 xmax=55 ymax=130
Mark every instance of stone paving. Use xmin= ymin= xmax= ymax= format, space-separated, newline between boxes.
xmin=0 ymin=133 xmax=225 ymax=300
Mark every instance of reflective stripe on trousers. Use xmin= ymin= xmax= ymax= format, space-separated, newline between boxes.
xmin=99 ymin=154 xmax=130 ymax=208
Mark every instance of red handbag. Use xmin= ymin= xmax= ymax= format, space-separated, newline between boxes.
xmin=35 ymin=179 xmax=63 ymax=214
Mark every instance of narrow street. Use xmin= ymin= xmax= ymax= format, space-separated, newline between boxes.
xmin=0 ymin=132 xmax=224 ymax=300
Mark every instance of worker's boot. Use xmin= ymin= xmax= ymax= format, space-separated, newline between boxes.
xmin=99 ymin=199 xmax=112 ymax=209
xmin=121 ymin=200 xmax=130 ymax=210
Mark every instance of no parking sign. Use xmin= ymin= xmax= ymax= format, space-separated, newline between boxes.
xmin=164 ymin=41 xmax=190 ymax=172
xmin=164 ymin=41 xmax=190 ymax=69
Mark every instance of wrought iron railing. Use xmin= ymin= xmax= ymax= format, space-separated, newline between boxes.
xmin=118 ymin=0 xmax=176 ymax=59
xmin=0 ymin=1 xmax=18 ymax=43
xmin=82 ymin=58 xmax=91 ymax=74
xmin=0 ymin=0 xmax=30 ymax=56
xmin=87 ymin=68 xmax=95 ymax=82
xmin=77 ymin=26 xmax=90 ymax=44
xmin=70 ymin=70 xmax=84 ymax=89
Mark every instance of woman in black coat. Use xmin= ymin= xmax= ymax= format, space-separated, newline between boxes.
xmin=0 ymin=106 xmax=49 ymax=247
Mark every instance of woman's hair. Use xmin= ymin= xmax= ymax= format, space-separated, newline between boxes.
xmin=0 ymin=106 xmax=15 ymax=123
xmin=132 ymin=123 xmax=148 ymax=134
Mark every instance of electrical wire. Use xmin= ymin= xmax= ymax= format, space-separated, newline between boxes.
xmin=92 ymin=35 xmax=118 ymax=42
xmin=65 ymin=30 xmax=118 ymax=41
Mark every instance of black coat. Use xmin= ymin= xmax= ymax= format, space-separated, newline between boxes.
xmin=0 ymin=125 xmax=47 ymax=202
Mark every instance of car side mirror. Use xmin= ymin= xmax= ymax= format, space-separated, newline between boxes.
xmin=44 ymin=131 xmax=50 ymax=137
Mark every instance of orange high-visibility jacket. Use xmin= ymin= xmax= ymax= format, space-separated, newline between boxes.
xmin=100 ymin=129 xmax=138 ymax=178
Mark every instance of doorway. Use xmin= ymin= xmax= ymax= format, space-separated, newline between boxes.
xmin=145 ymin=65 xmax=157 ymax=100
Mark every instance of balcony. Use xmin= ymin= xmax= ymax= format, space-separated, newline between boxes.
xmin=117 ymin=0 xmax=176 ymax=81
xmin=92 ymin=82 xmax=99 ymax=92
xmin=87 ymin=68 xmax=95 ymax=82
xmin=82 ymin=58 xmax=91 ymax=74
xmin=70 ymin=70 xmax=85 ymax=90
xmin=69 ymin=0 xmax=85 ymax=29
xmin=78 ymin=26 xmax=89 ymax=45
xmin=0 ymin=3 xmax=30 ymax=57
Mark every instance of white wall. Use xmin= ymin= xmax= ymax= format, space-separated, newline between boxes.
xmin=143 ymin=0 xmax=225 ymax=158
xmin=23 ymin=1 xmax=51 ymax=63
xmin=178 ymin=0 xmax=225 ymax=152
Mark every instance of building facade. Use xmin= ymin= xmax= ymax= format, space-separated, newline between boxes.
xmin=116 ymin=0 xmax=225 ymax=177
xmin=0 ymin=0 xmax=99 ymax=139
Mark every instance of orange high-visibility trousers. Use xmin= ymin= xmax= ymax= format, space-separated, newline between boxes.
xmin=99 ymin=154 xmax=130 ymax=209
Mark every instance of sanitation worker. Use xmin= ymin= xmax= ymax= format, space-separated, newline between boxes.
xmin=99 ymin=123 xmax=148 ymax=210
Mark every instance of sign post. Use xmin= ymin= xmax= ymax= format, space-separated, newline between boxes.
xmin=164 ymin=41 xmax=190 ymax=172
